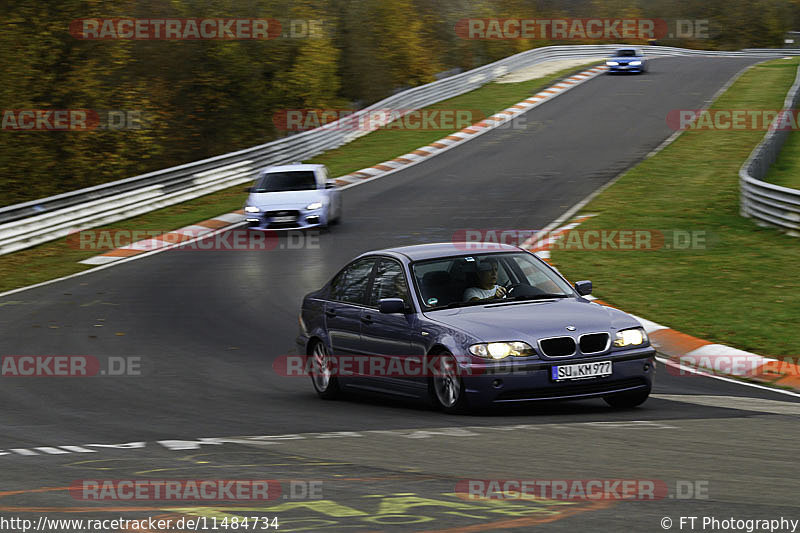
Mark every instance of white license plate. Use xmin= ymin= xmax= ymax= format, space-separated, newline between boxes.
xmin=552 ymin=361 xmax=612 ymax=381
xmin=272 ymin=216 xmax=296 ymax=222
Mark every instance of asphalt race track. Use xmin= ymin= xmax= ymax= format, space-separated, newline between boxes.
xmin=2 ymin=56 xmax=799 ymax=532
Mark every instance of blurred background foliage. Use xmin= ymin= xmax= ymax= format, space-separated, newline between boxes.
xmin=2 ymin=0 xmax=800 ymax=205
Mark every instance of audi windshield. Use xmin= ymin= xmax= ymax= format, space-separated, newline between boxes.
xmin=253 ymin=171 xmax=317 ymax=192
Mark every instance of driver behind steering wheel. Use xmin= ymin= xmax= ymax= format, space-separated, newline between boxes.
xmin=463 ymin=257 xmax=508 ymax=302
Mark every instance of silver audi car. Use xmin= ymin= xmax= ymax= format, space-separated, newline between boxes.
xmin=244 ymin=164 xmax=342 ymax=230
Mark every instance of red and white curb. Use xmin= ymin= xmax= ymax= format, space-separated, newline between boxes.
xmin=76 ymin=63 xmax=606 ymax=265
xmin=522 ymin=215 xmax=800 ymax=392
xmin=78 ymin=211 xmax=246 ymax=265
xmin=332 ymin=65 xmax=607 ymax=187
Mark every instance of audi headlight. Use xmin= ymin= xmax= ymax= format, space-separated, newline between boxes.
xmin=613 ymin=327 xmax=647 ymax=347
xmin=469 ymin=341 xmax=536 ymax=360
xmin=244 ymin=206 xmax=260 ymax=213
xmin=606 ymin=61 xmax=619 ymax=66
xmin=629 ymin=60 xmax=642 ymax=66
xmin=306 ymin=202 xmax=323 ymax=210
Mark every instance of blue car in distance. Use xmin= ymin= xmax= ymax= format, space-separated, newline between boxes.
xmin=296 ymin=243 xmax=655 ymax=413
xmin=606 ymin=48 xmax=647 ymax=73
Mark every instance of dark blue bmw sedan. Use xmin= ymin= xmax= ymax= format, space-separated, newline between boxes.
xmin=296 ymin=243 xmax=655 ymax=413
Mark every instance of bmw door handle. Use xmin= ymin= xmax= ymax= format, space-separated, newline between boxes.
xmin=325 ymin=310 xmax=336 ymax=318
xmin=360 ymin=314 xmax=373 ymax=324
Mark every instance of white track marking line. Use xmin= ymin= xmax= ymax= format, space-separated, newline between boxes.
xmin=651 ymin=394 xmax=800 ymax=414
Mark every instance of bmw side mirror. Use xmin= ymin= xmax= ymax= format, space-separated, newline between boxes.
xmin=575 ymin=280 xmax=592 ymax=296
xmin=379 ymin=298 xmax=407 ymax=314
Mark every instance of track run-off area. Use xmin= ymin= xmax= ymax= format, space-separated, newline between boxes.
xmin=2 ymin=56 xmax=799 ymax=532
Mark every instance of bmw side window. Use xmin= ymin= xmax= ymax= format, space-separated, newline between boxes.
xmin=335 ymin=258 xmax=376 ymax=304
xmin=329 ymin=271 xmax=346 ymax=300
xmin=370 ymin=259 xmax=410 ymax=307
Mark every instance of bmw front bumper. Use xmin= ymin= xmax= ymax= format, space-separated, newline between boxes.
xmin=460 ymin=346 xmax=655 ymax=406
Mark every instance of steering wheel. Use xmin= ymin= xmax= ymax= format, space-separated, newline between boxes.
xmin=503 ymin=281 xmax=546 ymax=299
xmin=502 ymin=280 xmax=521 ymax=298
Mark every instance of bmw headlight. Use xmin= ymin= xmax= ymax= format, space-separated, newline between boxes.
xmin=629 ymin=60 xmax=642 ymax=66
xmin=606 ymin=61 xmax=619 ymax=66
xmin=613 ymin=327 xmax=648 ymax=347
xmin=244 ymin=206 xmax=260 ymax=213
xmin=306 ymin=202 xmax=323 ymax=210
xmin=469 ymin=341 xmax=536 ymax=360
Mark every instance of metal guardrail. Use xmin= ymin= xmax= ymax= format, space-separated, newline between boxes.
xmin=740 ymin=62 xmax=800 ymax=235
xmin=1 ymin=44 xmax=797 ymax=255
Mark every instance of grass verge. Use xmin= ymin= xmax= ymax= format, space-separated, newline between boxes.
xmin=764 ymin=130 xmax=800 ymax=190
xmin=551 ymin=57 xmax=800 ymax=357
xmin=0 ymin=61 xmax=600 ymax=294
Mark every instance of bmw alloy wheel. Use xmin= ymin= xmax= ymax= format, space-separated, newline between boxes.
xmin=430 ymin=352 xmax=467 ymax=413
xmin=310 ymin=341 xmax=339 ymax=399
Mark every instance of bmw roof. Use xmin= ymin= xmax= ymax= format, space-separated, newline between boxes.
xmin=364 ymin=242 xmax=523 ymax=261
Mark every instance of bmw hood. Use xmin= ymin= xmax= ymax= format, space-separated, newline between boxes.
xmin=247 ymin=190 xmax=326 ymax=210
xmin=423 ymin=298 xmax=642 ymax=343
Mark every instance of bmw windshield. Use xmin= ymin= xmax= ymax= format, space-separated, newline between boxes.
xmin=412 ymin=252 xmax=575 ymax=310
